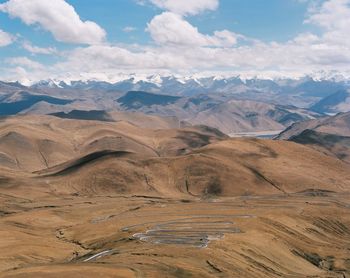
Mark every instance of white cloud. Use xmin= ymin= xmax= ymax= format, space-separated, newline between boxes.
xmin=4 ymin=66 xmax=45 ymax=86
xmin=147 ymin=12 xmax=209 ymax=46
xmin=55 ymin=44 xmax=190 ymax=72
xmin=22 ymin=41 xmax=57 ymax=55
xmin=306 ymin=0 xmax=350 ymax=30
xmin=213 ymin=30 xmax=240 ymax=47
xmin=0 ymin=29 xmax=13 ymax=46
xmin=0 ymin=0 xmax=106 ymax=44
xmin=4 ymin=57 xmax=56 ymax=85
xmin=306 ymin=0 xmax=350 ymax=46
xmin=2 ymin=0 xmax=350 ymax=82
xmin=149 ymin=0 xmax=219 ymax=16
xmin=147 ymin=12 xmax=241 ymax=47
xmin=6 ymin=56 xmax=45 ymax=70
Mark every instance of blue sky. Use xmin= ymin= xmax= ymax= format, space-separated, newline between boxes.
xmin=64 ymin=0 xmax=313 ymax=42
xmin=0 ymin=0 xmax=349 ymax=83
xmin=0 ymin=0 xmax=312 ymax=47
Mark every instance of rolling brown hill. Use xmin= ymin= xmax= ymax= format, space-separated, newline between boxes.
xmin=0 ymin=114 xmax=225 ymax=172
xmin=0 ymin=114 xmax=349 ymax=278
xmin=0 ymin=114 xmax=348 ymax=198
xmin=38 ymin=137 xmax=350 ymax=197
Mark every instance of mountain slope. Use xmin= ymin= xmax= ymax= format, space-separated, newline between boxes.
xmin=187 ymin=99 xmax=321 ymax=134
xmin=50 ymin=110 xmax=114 ymax=122
xmin=311 ymin=89 xmax=350 ymax=114
xmin=276 ymin=112 xmax=350 ymax=163
xmin=37 ymin=137 xmax=350 ymax=197
xmin=277 ymin=112 xmax=350 ymax=139
xmin=0 ymin=91 xmax=73 ymax=116
xmin=289 ymin=130 xmax=350 ymax=163
xmin=0 ymin=79 xmax=333 ymax=134
xmin=116 ymin=92 xmax=322 ymax=134
xmin=0 ymin=115 xmax=226 ymax=172
xmin=117 ymin=91 xmax=181 ymax=109
xmin=0 ymin=115 xmax=348 ymax=197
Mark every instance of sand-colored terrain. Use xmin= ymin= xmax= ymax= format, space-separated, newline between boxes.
xmin=0 ymin=192 xmax=349 ymax=277
xmin=0 ymin=115 xmax=349 ymax=277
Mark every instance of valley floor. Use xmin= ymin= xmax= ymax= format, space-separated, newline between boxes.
xmin=0 ymin=191 xmax=349 ymax=277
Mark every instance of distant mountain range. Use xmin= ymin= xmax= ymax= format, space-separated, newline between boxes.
xmin=1 ymin=76 xmax=350 ymax=134
xmin=116 ymin=91 xmax=322 ymax=134
xmin=28 ymin=76 xmax=350 ymax=110
xmin=31 ymin=75 xmax=349 ymax=99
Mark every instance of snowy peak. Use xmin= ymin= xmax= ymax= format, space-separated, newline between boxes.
xmin=30 ymin=75 xmax=349 ymax=99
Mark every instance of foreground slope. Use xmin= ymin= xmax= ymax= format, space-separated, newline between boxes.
xmin=0 ymin=115 xmax=349 ymax=277
xmin=0 ymin=190 xmax=349 ymax=277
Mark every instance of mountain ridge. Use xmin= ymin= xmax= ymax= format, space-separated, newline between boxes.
xmin=276 ymin=112 xmax=350 ymax=163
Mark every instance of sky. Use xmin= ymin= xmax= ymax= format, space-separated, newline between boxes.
xmin=0 ymin=0 xmax=349 ymax=84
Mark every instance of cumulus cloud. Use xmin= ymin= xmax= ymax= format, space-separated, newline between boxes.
xmin=149 ymin=0 xmax=219 ymax=16
xmin=212 ymin=30 xmax=241 ymax=47
xmin=147 ymin=12 xmax=209 ymax=46
xmin=0 ymin=29 xmax=13 ymax=46
xmin=76 ymin=0 xmax=348 ymax=77
xmin=0 ymin=0 xmax=106 ymax=44
xmin=6 ymin=56 xmax=45 ymax=70
xmin=306 ymin=0 xmax=350 ymax=30
xmin=147 ymin=12 xmax=241 ymax=47
xmin=55 ymin=44 xmax=190 ymax=72
xmin=2 ymin=0 xmax=350 ymax=82
xmin=306 ymin=0 xmax=350 ymax=46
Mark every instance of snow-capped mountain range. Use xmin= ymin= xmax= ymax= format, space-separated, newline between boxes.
xmin=30 ymin=75 xmax=350 ymax=98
